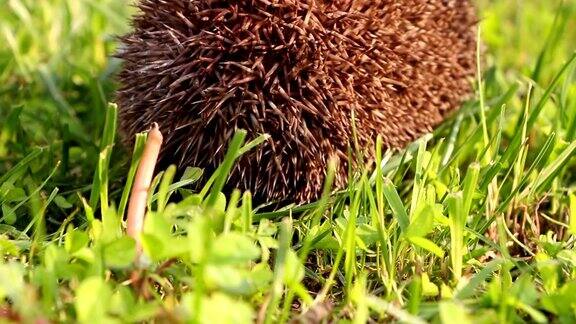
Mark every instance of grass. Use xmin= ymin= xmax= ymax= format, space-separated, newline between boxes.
xmin=1 ymin=0 xmax=576 ymax=322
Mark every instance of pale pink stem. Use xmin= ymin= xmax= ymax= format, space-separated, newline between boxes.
xmin=126 ymin=123 xmax=163 ymax=252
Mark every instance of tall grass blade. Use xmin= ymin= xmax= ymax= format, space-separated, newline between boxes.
xmin=382 ymin=178 xmax=409 ymax=233
xmin=89 ymin=103 xmax=117 ymax=210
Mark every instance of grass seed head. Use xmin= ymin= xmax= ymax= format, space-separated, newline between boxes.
xmin=116 ymin=0 xmax=477 ymax=204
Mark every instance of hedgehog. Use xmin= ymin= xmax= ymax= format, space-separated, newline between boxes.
xmin=116 ymin=0 xmax=477 ymax=204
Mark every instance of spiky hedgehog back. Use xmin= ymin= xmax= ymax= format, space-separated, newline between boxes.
xmin=117 ymin=0 xmax=476 ymax=204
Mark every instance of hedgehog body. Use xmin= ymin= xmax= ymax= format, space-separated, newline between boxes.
xmin=117 ymin=0 xmax=477 ymax=204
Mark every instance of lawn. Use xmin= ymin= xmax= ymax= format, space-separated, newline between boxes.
xmin=1 ymin=0 xmax=576 ymax=323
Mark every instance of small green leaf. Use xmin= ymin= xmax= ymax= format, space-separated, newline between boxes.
xmin=1 ymin=204 xmax=16 ymax=225
xmin=65 ymin=228 xmax=90 ymax=254
xmin=75 ymin=277 xmax=112 ymax=323
xmin=535 ymin=253 xmax=559 ymax=293
xmin=439 ymin=301 xmax=472 ymax=324
xmin=205 ymin=264 xmax=273 ymax=295
xmin=100 ymin=205 xmax=121 ymax=243
xmin=54 ymin=195 xmax=73 ymax=209
xmin=209 ymin=233 xmax=260 ymax=265
xmin=109 ymin=286 xmax=136 ymax=318
xmin=198 ymin=293 xmax=254 ymax=324
xmin=188 ymin=217 xmax=208 ymax=263
xmin=408 ymin=237 xmax=445 ymax=258
xmin=421 ymin=273 xmax=439 ymax=297
xmin=405 ymin=203 xmax=435 ymax=238
xmin=283 ymin=250 xmax=304 ymax=286
xmin=3 ymin=186 xmax=26 ymax=202
xmin=104 ymin=236 xmax=136 ymax=268
xmin=140 ymin=234 xmax=164 ymax=261
xmin=541 ymin=281 xmax=576 ymax=317
xmin=181 ymin=167 xmax=204 ymax=183
xmin=0 ymin=236 xmax=19 ymax=256
xmin=143 ymin=211 xmax=172 ymax=240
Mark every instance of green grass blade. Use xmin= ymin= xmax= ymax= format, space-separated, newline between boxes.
xmin=529 ymin=140 xmax=576 ymax=196
xmin=157 ymin=165 xmax=176 ymax=214
xmin=205 ymin=130 xmax=246 ymax=208
xmin=118 ymin=133 xmax=147 ymax=219
xmin=454 ymin=259 xmax=504 ymax=300
xmin=89 ymin=103 xmax=117 ymax=210
xmin=382 ymin=178 xmax=409 ymax=233
xmin=447 ymin=192 xmax=465 ymax=282
xmin=0 ymin=147 xmax=44 ymax=186
xmin=264 ymin=218 xmax=292 ymax=324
